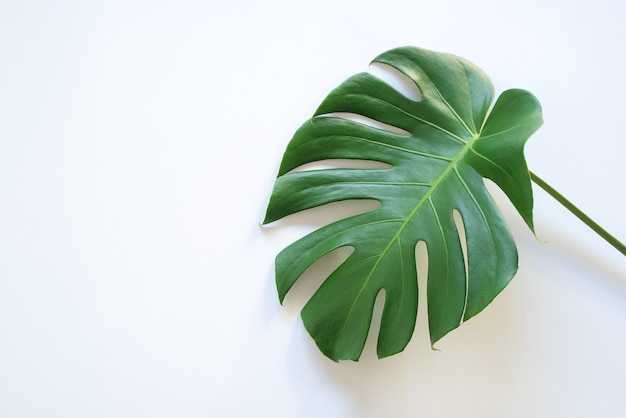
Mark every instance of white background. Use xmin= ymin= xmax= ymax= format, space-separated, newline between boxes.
xmin=1 ymin=1 xmax=625 ymax=417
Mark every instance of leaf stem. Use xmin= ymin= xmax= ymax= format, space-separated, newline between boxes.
xmin=530 ymin=171 xmax=626 ymax=256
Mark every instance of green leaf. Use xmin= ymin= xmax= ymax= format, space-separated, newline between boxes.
xmin=264 ymin=46 xmax=543 ymax=361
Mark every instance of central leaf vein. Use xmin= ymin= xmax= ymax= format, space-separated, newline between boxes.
xmin=336 ymin=135 xmax=479 ymax=335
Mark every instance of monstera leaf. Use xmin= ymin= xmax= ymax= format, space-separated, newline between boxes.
xmin=263 ymin=46 xmax=543 ymax=361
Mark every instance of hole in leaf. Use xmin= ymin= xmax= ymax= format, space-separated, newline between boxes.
xmin=452 ymin=209 xmax=469 ymax=324
xmin=319 ymin=112 xmax=410 ymax=136
xmin=367 ymin=62 xmax=422 ymax=102
xmin=415 ymin=240 xmax=429 ymax=335
xmin=415 ymin=240 xmax=429 ymax=278
xmin=291 ymin=158 xmax=392 ymax=172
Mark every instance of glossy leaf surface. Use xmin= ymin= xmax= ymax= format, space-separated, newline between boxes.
xmin=264 ymin=46 xmax=543 ymax=361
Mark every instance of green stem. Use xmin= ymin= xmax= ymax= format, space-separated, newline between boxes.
xmin=530 ymin=171 xmax=626 ymax=256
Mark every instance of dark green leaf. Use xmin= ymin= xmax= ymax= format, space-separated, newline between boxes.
xmin=264 ymin=46 xmax=543 ymax=361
